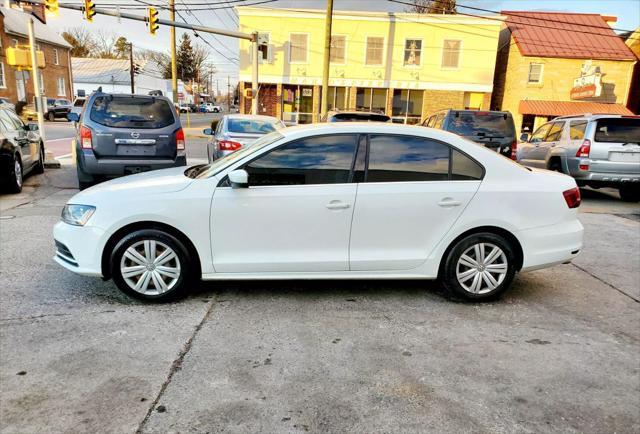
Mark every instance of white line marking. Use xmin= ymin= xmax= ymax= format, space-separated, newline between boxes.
xmin=46 ymin=137 xmax=75 ymax=142
xmin=55 ymin=153 xmax=73 ymax=160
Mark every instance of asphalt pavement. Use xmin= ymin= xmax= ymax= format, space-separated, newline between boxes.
xmin=0 ymin=160 xmax=639 ymax=433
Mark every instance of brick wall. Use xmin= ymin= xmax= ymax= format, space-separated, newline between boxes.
xmin=421 ymin=90 xmax=465 ymax=117
xmin=241 ymin=82 xmax=278 ymax=116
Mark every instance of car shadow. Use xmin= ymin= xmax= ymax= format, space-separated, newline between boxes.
xmin=579 ymin=186 xmax=621 ymax=202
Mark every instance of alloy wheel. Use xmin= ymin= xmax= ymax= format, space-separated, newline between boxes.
xmin=456 ymin=242 xmax=508 ymax=294
xmin=120 ymin=240 xmax=181 ymax=295
xmin=14 ymin=159 xmax=22 ymax=187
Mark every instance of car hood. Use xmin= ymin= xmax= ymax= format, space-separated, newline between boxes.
xmin=71 ymin=166 xmax=193 ymax=203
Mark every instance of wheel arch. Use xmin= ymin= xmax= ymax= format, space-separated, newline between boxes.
xmin=437 ymin=225 xmax=524 ymax=278
xmin=101 ymin=220 xmax=202 ymax=280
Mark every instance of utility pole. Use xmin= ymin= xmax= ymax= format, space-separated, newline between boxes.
xmin=169 ymin=0 xmax=178 ymax=103
xmin=27 ymin=17 xmax=45 ymax=142
xmin=128 ymin=43 xmax=135 ymax=94
xmin=227 ymin=75 xmax=230 ymax=113
xmin=320 ymin=0 xmax=334 ymax=119
xmin=251 ymin=35 xmax=258 ymax=115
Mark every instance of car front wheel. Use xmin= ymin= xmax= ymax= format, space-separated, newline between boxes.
xmin=441 ymin=232 xmax=517 ymax=302
xmin=111 ymin=229 xmax=193 ymax=302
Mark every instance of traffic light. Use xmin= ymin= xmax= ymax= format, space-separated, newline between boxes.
xmin=83 ymin=0 xmax=96 ymax=22
xmin=44 ymin=0 xmax=59 ymax=16
xmin=133 ymin=63 xmax=141 ymax=75
xmin=148 ymin=8 xmax=159 ymax=36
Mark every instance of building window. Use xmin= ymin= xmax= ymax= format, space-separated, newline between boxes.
xmin=365 ymin=37 xmax=384 ymax=66
xmin=327 ymin=86 xmax=348 ymax=110
xmin=528 ymin=63 xmax=544 ymax=84
xmin=53 ymin=48 xmax=59 ymax=65
xmin=330 ymin=35 xmax=346 ymax=64
xmin=356 ymin=87 xmax=386 ymax=112
xmin=57 ymin=77 xmax=66 ymax=96
xmin=403 ymin=39 xmax=422 ymax=66
xmin=257 ymin=33 xmax=272 ymax=64
xmin=38 ymin=72 xmax=45 ymax=93
xmin=12 ymin=39 xmax=19 ymax=47
xmin=289 ymin=33 xmax=308 ymax=63
xmin=392 ymin=89 xmax=424 ymax=124
xmin=442 ymin=40 xmax=461 ymax=68
xmin=0 ymin=63 xmax=6 ymax=88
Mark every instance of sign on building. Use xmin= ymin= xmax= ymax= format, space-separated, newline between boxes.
xmin=570 ymin=61 xmax=603 ymax=100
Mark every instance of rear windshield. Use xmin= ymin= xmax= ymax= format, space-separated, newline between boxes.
xmin=74 ymin=99 xmax=85 ymax=107
xmin=89 ymin=96 xmax=175 ymax=129
xmin=227 ymin=118 xmax=280 ymax=134
xmin=447 ymin=112 xmax=515 ymax=138
xmin=594 ymin=118 xmax=640 ymax=143
xmin=330 ymin=113 xmax=390 ymax=122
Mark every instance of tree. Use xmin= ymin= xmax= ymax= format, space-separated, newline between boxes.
xmin=92 ymin=30 xmax=120 ymax=59
xmin=176 ymin=33 xmax=196 ymax=81
xmin=406 ymin=0 xmax=456 ymax=14
xmin=61 ymin=27 xmax=95 ymax=57
xmin=114 ymin=36 xmax=130 ymax=59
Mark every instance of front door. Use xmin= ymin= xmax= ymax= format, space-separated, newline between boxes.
xmin=210 ymin=134 xmax=359 ymax=273
xmin=519 ymin=122 xmax=551 ymax=167
xmin=349 ymin=134 xmax=482 ymax=271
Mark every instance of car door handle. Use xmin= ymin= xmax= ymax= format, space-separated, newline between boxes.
xmin=438 ymin=198 xmax=462 ymax=207
xmin=326 ymin=200 xmax=350 ymax=210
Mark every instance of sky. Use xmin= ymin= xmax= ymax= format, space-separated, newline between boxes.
xmin=46 ymin=0 xmax=640 ymax=81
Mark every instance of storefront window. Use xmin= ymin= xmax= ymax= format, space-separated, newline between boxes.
xmin=392 ymin=89 xmax=423 ymax=124
xmin=327 ymin=86 xmax=348 ymax=110
xmin=282 ymin=85 xmax=314 ymax=124
xmin=356 ymin=88 xmax=386 ymax=113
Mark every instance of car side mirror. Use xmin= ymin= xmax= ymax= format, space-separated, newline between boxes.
xmin=203 ymin=128 xmax=213 ymax=135
xmin=519 ymin=133 xmax=530 ymax=142
xmin=67 ymin=113 xmax=79 ymax=123
xmin=228 ymin=169 xmax=249 ymax=189
xmin=26 ymin=123 xmax=39 ymax=131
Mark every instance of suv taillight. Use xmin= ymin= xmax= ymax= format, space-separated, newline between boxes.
xmin=79 ymin=126 xmax=92 ymax=149
xmin=510 ymin=139 xmax=517 ymax=160
xmin=218 ymin=140 xmax=242 ymax=151
xmin=176 ymin=128 xmax=185 ymax=150
xmin=563 ymin=187 xmax=581 ymax=209
xmin=576 ymin=139 xmax=591 ymax=170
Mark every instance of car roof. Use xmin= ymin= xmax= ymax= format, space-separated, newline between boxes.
xmin=279 ymin=122 xmax=456 ymax=140
xmin=224 ymin=114 xmax=280 ymax=121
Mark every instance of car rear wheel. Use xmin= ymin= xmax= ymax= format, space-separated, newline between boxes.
xmin=111 ymin=229 xmax=193 ymax=302
xmin=48 ymin=111 xmax=55 ymax=122
xmin=441 ymin=232 xmax=517 ymax=302
xmin=6 ymin=154 xmax=23 ymax=193
xmin=619 ymin=185 xmax=640 ymax=202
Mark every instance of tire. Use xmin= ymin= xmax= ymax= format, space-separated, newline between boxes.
xmin=547 ymin=159 xmax=562 ymax=173
xmin=76 ymin=163 xmax=95 ymax=190
xmin=6 ymin=154 xmax=23 ymax=193
xmin=619 ymin=185 xmax=640 ymax=202
xmin=110 ymin=229 xmax=193 ymax=302
xmin=441 ymin=232 xmax=517 ymax=302
xmin=48 ymin=111 xmax=55 ymax=122
xmin=33 ymin=143 xmax=45 ymax=174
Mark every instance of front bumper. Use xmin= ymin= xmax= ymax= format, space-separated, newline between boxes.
xmin=79 ymin=149 xmax=187 ymax=177
xmin=53 ymin=221 xmax=106 ymax=277
xmin=518 ymin=218 xmax=584 ymax=272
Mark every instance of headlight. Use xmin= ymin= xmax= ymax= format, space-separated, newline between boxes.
xmin=61 ymin=204 xmax=96 ymax=226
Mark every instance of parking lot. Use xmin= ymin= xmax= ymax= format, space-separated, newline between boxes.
xmin=1 ymin=144 xmax=639 ymax=433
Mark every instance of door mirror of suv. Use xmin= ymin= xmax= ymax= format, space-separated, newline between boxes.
xmin=519 ymin=133 xmax=530 ymax=142
xmin=203 ymin=128 xmax=213 ymax=136
xmin=228 ymin=169 xmax=249 ymax=189
xmin=67 ymin=113 xmax=79 ymax=123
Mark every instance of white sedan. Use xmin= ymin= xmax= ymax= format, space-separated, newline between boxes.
xmin=53 ymin=123 xmax=584 ymax=302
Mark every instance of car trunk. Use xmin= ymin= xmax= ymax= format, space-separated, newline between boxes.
xmin=226 ymin=133 xmax=263 ymax=148
xmin=93 ymin=128 xmax=177 ymax=159
xmin=589 ymin=117 xmax=640 ymax=174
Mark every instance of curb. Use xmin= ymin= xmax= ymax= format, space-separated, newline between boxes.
xmin=44 ymin=150 xmax=61 ymax=169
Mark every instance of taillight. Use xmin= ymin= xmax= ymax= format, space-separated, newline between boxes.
xmin=176 ymin=128 xmax=185 ymax=150
xmin=510 ymin=140 xmax=517 ymax=160
xmin=563 ymin=187 xmax=581 ymax=209
xmin=218 ymin=140 xmax=242 ymax=151
xmin=79 ymin=126 xmax=92 ymax=149
xmin=576 ymin=139 xmax=590 ymax=170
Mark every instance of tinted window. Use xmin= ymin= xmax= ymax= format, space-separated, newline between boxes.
xmin=89 ymin=96 xmax=175 ymax=129
xmin=530 ymin=123 xmax=551 ymax=143
xmin=0 ymin=110 xmax=15 ymax=131
xmin=245 ymin=134 xmax=357 ymax=186
xmin=446 ymin=112 xmax=515 ymax=138
xmin=74 ymin=99 xmax=85 ymax=107
xmin=545 ymin=121 xmax=564 ymax=141
xmin=330 ymin=113 xmax=390 ymax=122
xmin=227 ymin=118 xmax=280 ymax=134
xmin=367 ymin=135 xmax=449 ymax=182
xmin=569 ymin=121 xmax=587 ymax=140
xmin=594 ymin=118 xmax=640 ymax=143
xmin=451 ymin=149 xmax=483 ymax=180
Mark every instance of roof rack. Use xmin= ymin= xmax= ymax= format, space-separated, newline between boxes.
xmin=553 ymin=113 xmax=624 ymax=120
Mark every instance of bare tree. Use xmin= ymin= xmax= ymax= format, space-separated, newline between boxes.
xmin=406 ymin=0 xmax=456 ymax=14
xmin=61 ymin=27 xmax=96 ymax=57
xmin=92 ymin=30 xmax=120 ymax=59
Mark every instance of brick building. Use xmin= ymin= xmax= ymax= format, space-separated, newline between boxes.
xmin=491 ymin=11 xmax=637 ymax=133
xmin=0 ymin=5 xmax=72 ymax=105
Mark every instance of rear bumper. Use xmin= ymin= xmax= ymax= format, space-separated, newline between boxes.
xmin=78 ymin=149 xmax=187 ymax=177
xmin=518 ymin=218 xmax=584 ymax=272
xmin=567 ymin=157 xmax=640 ymax=184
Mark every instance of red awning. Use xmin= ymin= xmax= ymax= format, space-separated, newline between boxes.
xmin=519 ymin=100 xmax=635 ymax=117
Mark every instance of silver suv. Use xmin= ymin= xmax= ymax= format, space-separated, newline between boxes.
xmin=517 ymin=114 xmax=640 ymax=202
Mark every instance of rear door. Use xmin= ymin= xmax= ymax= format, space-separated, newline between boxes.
xmin=589 ymin=117 xmax=640 ymax=174
xmin=87 ymin=96 xmax=179 ymax=160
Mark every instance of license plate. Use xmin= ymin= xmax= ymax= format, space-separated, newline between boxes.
xmin=117 ymin=145 xmax=155 ymax=156
xmin=609 ymin=151 xmax=640 ymax=163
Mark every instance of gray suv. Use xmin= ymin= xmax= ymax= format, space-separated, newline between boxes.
xmin=68 ymin=93 xmax=186 ymax=190
xmin=517 ymin=114 xmax=640 ymax=202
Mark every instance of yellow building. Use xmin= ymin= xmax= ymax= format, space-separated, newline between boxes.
xmin=237 ymin=7 xmax=503 ymax=123
xmin=492 ymin=11 xmax=637 ymax=133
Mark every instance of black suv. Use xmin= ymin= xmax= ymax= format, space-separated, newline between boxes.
xmin=68 ymin=93 xmax=187 ymax=190
xmin=423 ymin=110 xmax=517 ymax=158
xmin=322 ymin=110 xmax=391 ymax=123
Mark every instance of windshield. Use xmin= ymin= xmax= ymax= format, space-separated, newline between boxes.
xmin=594 ymin=118 xmax=640 ymax=143
xmin=191 ymin=131 xmax=285 ymax=179
xmin=447 ymin=112 xmax=515 ymax=138
xmin=227 ymin=118 xmax=281 ymax=134
xmin=89 ymin=96 xmax=175 ymax=129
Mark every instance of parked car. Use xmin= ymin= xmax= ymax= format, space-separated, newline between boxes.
xmin=423 ymin=110 xmax=517 ymax=159
xmin=0 ymin=97 xmax=15 ymax=112
xmin=205 ymin=114 xmax=285 ymax=162
xmin=178 ymin=104 xmax=190 ymax=113
xmin=53 ymin=123 xmax=583 ymax=302
xmin=188 ymin=103 xmax=198 ymax=113
xmin=0 ymin=106 xmax=45 ymax=193
xmin=46 ymin=98 xmax=72 ymax=121
xmin=322 ymin=110 xmax=391 ymax=123
xmin=517 ymin=114 xmax=640 ymax=202
xmin=200 ymin=103 xmax=221 ymax=113
xmin=70 ymin=97 xmax=86 ymax=118
xmin=67 ymin=92 xmax=187 ymax=190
